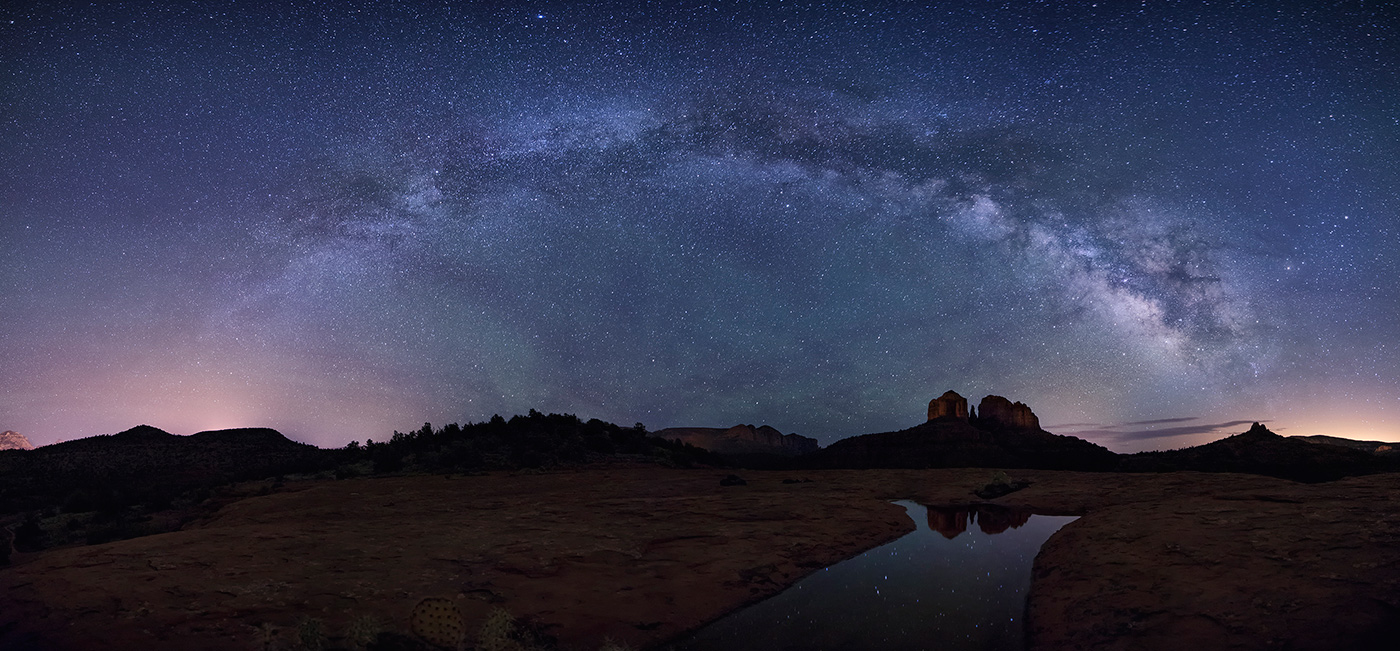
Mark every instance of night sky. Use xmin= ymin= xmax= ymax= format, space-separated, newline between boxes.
xmin=3 ymin=1 xmax=1397 ymax=452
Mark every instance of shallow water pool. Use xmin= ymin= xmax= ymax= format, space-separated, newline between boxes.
xmin=673 ymin=500 xmax=1076 ymax=651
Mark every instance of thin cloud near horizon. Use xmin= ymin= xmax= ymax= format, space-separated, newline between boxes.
xmin=1121 ymin=417 xmax=1203 ymax=426
xmin=1047 ymin=416 xmax=1215 ymax=430
xmin=1052 ymin=419 xmax=1269 ymax=442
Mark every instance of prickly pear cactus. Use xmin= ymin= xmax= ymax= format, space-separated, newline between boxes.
xmin=411 ymin=597 xmax=464 ymax=650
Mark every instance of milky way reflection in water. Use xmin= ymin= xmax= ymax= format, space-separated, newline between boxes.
xmin=675 ymin=501 xmax=1077 ymax=651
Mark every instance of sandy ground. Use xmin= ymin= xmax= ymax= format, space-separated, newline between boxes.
xmin=2 ymin=467 xmax=1398 ymax=650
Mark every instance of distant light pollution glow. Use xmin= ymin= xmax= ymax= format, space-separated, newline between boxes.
xmin=2 ymin=1 xmax=1397 ymax=452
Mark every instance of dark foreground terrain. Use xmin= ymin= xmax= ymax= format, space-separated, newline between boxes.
xmin=3 ymin=467 xmax=1397 ymax=650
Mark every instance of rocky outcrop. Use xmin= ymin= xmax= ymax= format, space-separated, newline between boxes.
xmin=654 ymin=425 xmax=819 ymax=456
xmin=927 ymin=390 xmax=969 ymax=421
xmin=0 ymin=430 xmax=34 ymax=451
xmin=977 ymin=395 xmax=1040 ymax=430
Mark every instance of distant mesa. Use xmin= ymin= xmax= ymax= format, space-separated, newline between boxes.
xmin=0 ymin=430 xmax=34 ymax=451
xmin=190 ymin=427 xmax=301 ymax=446
xmin=654 ymin=424 xmax=819 ymax=456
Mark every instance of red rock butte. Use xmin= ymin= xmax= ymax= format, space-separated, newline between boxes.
xmin=926 ymin=392 xmax=1041 ymax=431
xmin=978 ymin=395 xmax=1040 ymax=430
xmin=927 ymin=390 xmax=969 ymax=420
xmin=0 ymin=430 xmax=34 ymax=451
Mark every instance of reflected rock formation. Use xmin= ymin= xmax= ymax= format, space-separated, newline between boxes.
xmin=927 ymin=507 xmax=971 ymax=539
xmin=927 ymin=505 xmax=1035 ymax=539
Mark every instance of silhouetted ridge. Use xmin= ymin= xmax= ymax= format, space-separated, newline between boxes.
xmin=18 ymin=425 xmax=317 ymax=479
xmin=1118 ymin=422 xmax=1397 ymax=482
xmin=653 ymin=424 xmax=819 ymax=456
xmin=1 ymin=411 xmax=719 ymax=551
xmin=0 ymin=424 xmax=325 ymax=534
xmin=1292 ymin=434 xmax=1400 ymax=456
xmin=336 ymin=410 xmax=724 ymax=475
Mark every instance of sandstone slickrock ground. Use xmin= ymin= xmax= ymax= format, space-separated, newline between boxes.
xmin=2 ymin=468 xmax=1397 ymax=650
xmin=1026 ymin=473 xmax=1400 ymax=650
xmin=0 ymin=468 xmax=913 ymax=650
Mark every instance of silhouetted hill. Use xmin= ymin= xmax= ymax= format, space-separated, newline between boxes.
xmin=1119 ymin=423 xmax=1398 ymax=482
xmin=2 ymin=425 xmax=322 ymax=487
xmin=806 ymin=417 xmax=1119 ymax=471
xmin=1292 ymin=434 xmax=1400 ymax=456
xmin=0 ymin=425 xmax=331 ymax=550
xmin=0 ymin=425 xmax=324 ymax=517
xmin=190 ymin=427 xmax=298 ymax=445
xmin=654 ymin=424 xmax=819 ymax=456
xmin=0 ymin=413 xmax=723 ymax=552
xmin=341 ymin=411 xmax=723 ymax=475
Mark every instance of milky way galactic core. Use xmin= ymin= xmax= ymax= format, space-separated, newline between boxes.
xmin=2 ymin=1 xmax=1397 ymax=450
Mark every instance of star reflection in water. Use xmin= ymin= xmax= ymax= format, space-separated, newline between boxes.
xmin=675 ymin=501 xmax=1077 ymax=651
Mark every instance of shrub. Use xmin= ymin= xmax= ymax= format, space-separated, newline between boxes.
xmin=343 ymin=615 xmax=382 ymax=650
xmin=297 ymin=617 xmax=326 ymax=651
xmin=249 ymin=622 xmax=280 ymax=651
xmin=974 ymin=470 xmax=1030 ymax=499
xmin=12 ymin=512 xmax=45 ymax=552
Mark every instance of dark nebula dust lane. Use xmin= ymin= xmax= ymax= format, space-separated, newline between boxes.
xmin=2 ymin=1 xmax=1397 ymax=450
